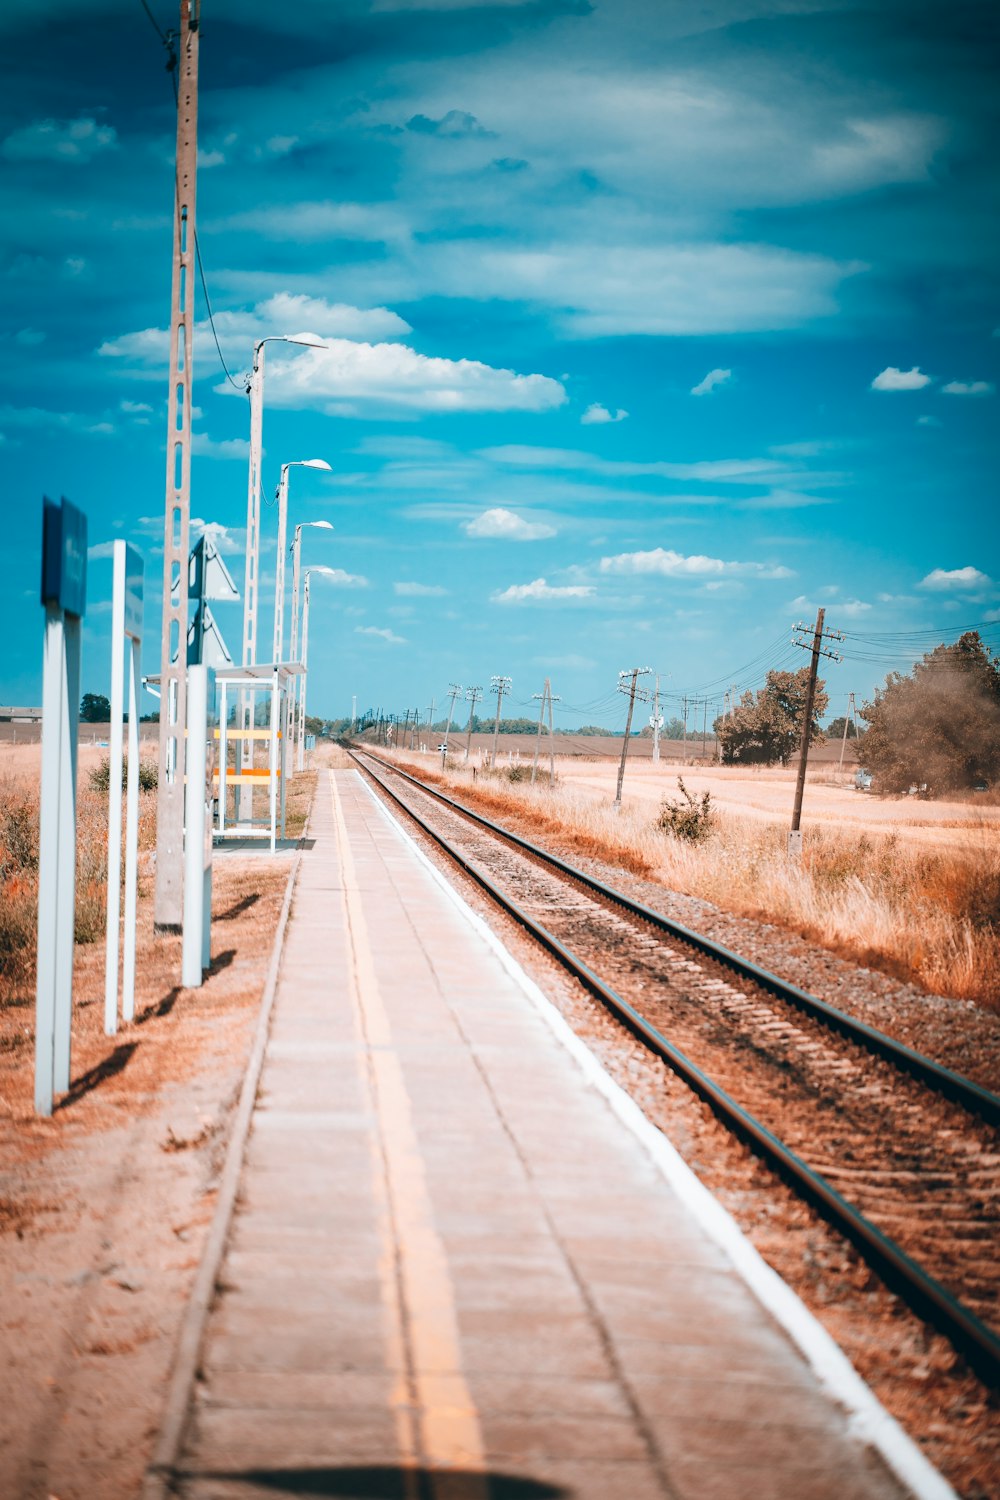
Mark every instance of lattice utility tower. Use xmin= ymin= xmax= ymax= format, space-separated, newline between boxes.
xmin=155 ymin=0 xmax=200 ymax=930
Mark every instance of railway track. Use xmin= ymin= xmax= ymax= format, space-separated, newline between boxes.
xmin=351 ymin=748 xmax=1000 ymax=1387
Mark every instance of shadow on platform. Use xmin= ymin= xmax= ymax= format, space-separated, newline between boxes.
xmin=213 ymin=838 xmax=316 ymax=855
xmin=178 ymin=1466 xmax=567 ymax=1498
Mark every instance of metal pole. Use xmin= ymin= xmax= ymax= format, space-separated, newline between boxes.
xmin=104 ymin=546 xmax=126 ymax=1034
xmin=122 ymin=634 xmax=141 ymax=1022
xmin=155 ymin=0 xmax=199 ymax=928
xmin=272 ymin=465 xmax=289 ymax=664
xmin=791 ymin=607 xmax=825 ymax=838
xmin=298 ymin=572 xmax=310 ymax=772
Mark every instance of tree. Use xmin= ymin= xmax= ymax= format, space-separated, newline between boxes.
xmin=714 ymin=667 xmax=828 ymax=766
xmin=826 ymin=716 xmax=859 ymax=740
xmin=80 ymin=692 xmax=111 ymax=723
xmin=859 ymin=631 xmax=1000 ymax=795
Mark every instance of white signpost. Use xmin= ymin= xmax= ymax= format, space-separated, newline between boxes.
xmin=183 ymin=665 xmax=215 ymax=988
xmin=104 ymin=541 xmax=144 ymax=1034
xmin=35 ymin=497 xmax=87 ymax=1117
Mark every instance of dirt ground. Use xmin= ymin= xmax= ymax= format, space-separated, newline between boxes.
xmin=0 ymin=761 xmax=314 ymax=1499
xmin=552 ymin=756 xmax=1000 ymax=853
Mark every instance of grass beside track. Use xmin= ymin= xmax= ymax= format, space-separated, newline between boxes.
xmin=377 ymin=750 xmax=1000 ymax=1009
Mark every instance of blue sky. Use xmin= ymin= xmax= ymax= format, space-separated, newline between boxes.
xmin=1 ymin=0 xmax=997 ymax=732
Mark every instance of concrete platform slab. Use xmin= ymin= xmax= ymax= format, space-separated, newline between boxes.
xmin=169 ymin=770 xmax=941 ymax=1500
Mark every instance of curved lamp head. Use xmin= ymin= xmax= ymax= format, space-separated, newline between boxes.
xmin=297 ymin=459 xmax=332 ymax=471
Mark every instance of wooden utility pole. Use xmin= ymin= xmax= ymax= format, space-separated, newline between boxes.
xmin=838 ymin=691 xmax=857 ymax=774
xmin=441 ymin=683 xmax=461 ymax=766
xmin=155 ymin=0 xmax=199 ymax=930
xmin=531 ymin=678 xmax=560 ymax=784
xmin=490 ymin=675 xmax=511 ymax=767
xmin=615 ymin=667 xmax=651 ymax=807
xmin=464 ymin=686 xmax=482 ymax=761
xmin=789 ymin=607 xmax=842 ymax=853
xmin=650 ymin=674 xmax=663 ymax=764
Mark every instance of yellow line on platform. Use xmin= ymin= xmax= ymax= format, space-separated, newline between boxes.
xmin=330 ymin=773 xmax=487 ymax=1497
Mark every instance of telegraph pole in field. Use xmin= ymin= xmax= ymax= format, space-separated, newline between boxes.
xmin=490 ymin=675 xmax=511 ymax=766
xmin=838 ymin=691 xmax=857 ymax=775
xmin=615 ymin=667 xmax=651 ymax=807
xmin=464 ymin=685 xmax=482 ymax=762
xmin=789 ymin=608 xmax=843 ymax=854
xmin=441 ymin=683 xmax=461 ymax=766
xmin=531 ymin=678 xmax=560 ymax=784
xmin=650 ymin=673 xmax=663 ymax=764
xmin=155 ymin=0 xmax=199 ymax=930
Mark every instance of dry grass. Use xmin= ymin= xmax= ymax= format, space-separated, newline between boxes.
xmin=386 ymin=752 xmax=1000 ymax=1008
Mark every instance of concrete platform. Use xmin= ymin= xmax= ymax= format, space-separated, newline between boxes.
xmin=174 ymin=769 xmax=932 ymax=1500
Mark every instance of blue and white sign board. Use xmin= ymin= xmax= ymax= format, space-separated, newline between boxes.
xmin=41 ymin=495 xmax=87 ymax=619
xmin=36 ymin=497 xmax=87 ymax=1116
xmin=105 ymin=541 xmax=144 ymax=1036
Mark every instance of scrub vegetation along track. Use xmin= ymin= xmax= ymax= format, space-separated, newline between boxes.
xmin=351 ymin=749 xmax=1000 ymax=1387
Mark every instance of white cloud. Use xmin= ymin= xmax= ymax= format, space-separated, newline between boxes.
xmin=98 ymin=293 xmax=412 ymax=377
xmin=198 ymin=149 xmax=225 ymax=169
xmin=190 ymin=519 xmax=244 ymax=556
xmin=493 ymin=578 xmax=594 ymax=603
xmin=919 ymin=566 xmax=992 ymax=592
xmin=264 ymin=339 xmax=566 ymax=415
xmin=916 ymin=415 xmax=941 ymax=427
xmin=600 ymin=548 xmax=792 ymax=580
xmin=191 ymin=433 xmax=250 ymax=461
xmin=3 ymin=116 xmax=117 ymax=163
xmin=213 ymin=202 xmax=409 ymax=246
xmin=87 ymin=541 xmax=116 ymax=560
xmin=691 ymin=368 xmax=732 ymax=397
xmin=355 ymin=625 xmax=406 ymax=643
xmin=581 ymin=403 xmax=628 ymax=425
xmin=408 ymin=241 xmax=860 ymax=338
xmin=941 ymin=380 xmax=995 ymax=397
xmin=464 ymin=508 xmax=556 ymax=540
xmin=120 ymin=399 xmax=152 ymax=415
xmin=313 ymin=568 xmax=369 ymax=588
xmin=737 ymin=489 xmax=833 ymax=510
xmin=393 ymin=581 xmax=448 ymax=596
xmin=871 ymin=366 xmax=932 ymax=391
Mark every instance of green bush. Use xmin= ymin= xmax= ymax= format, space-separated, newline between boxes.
xmin=657 ymin=778 xmax=714 ymax=842
xmin=89 ymin=756 xmax=158 ymax=793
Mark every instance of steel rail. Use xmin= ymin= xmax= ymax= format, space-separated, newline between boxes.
xmin=353 ymin=750 xmax=1000 ymax=1130
xmin=353 ymin=749 xmax=1000 ymax=1388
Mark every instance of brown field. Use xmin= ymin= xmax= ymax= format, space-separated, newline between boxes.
xmin=383 ymin=747 xmax=1000 ymax=1007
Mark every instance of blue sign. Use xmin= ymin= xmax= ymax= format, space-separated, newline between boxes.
xmin=41 ymin=496 xmax=87 ymax=618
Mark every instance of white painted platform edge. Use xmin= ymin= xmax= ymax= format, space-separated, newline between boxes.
xmin=359 ymin=773 xmax=956 ymax=1500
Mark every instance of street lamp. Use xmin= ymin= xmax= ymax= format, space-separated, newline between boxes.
xmin=299 ymin=565 xmax=339 ymax=771
xmin=273 ymin=460 xmax=331 ymax=664
xmin=288 ymin=519 xmax=334 ymax=768
xmin=239 ymin=334 xmax=325 ymax=818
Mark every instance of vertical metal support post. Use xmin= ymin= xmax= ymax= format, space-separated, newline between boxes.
xmin=54 ymin=611 xmax=81 ymax=1094
xmin=104 ymin=547 xmax=126 ymax=1034
xmin=297 ymin=574 xmax=310 ymax=773
xmin=122 ymin=634 xmax=141 ymax=1021
xmin=183 ymin=665 xmax=213 ymax=987
xmin=35 ymin=607 xmax=66 ymax=1116
xmin=155 ymin=0 xmax=199 ymax=929
xmin=218 ymin=679 xmax=228 ymax=835
xmin=269 ymin=669 xmax=279 ymax=853
xmin=240 ymin=342 xmax=265 ymax=821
